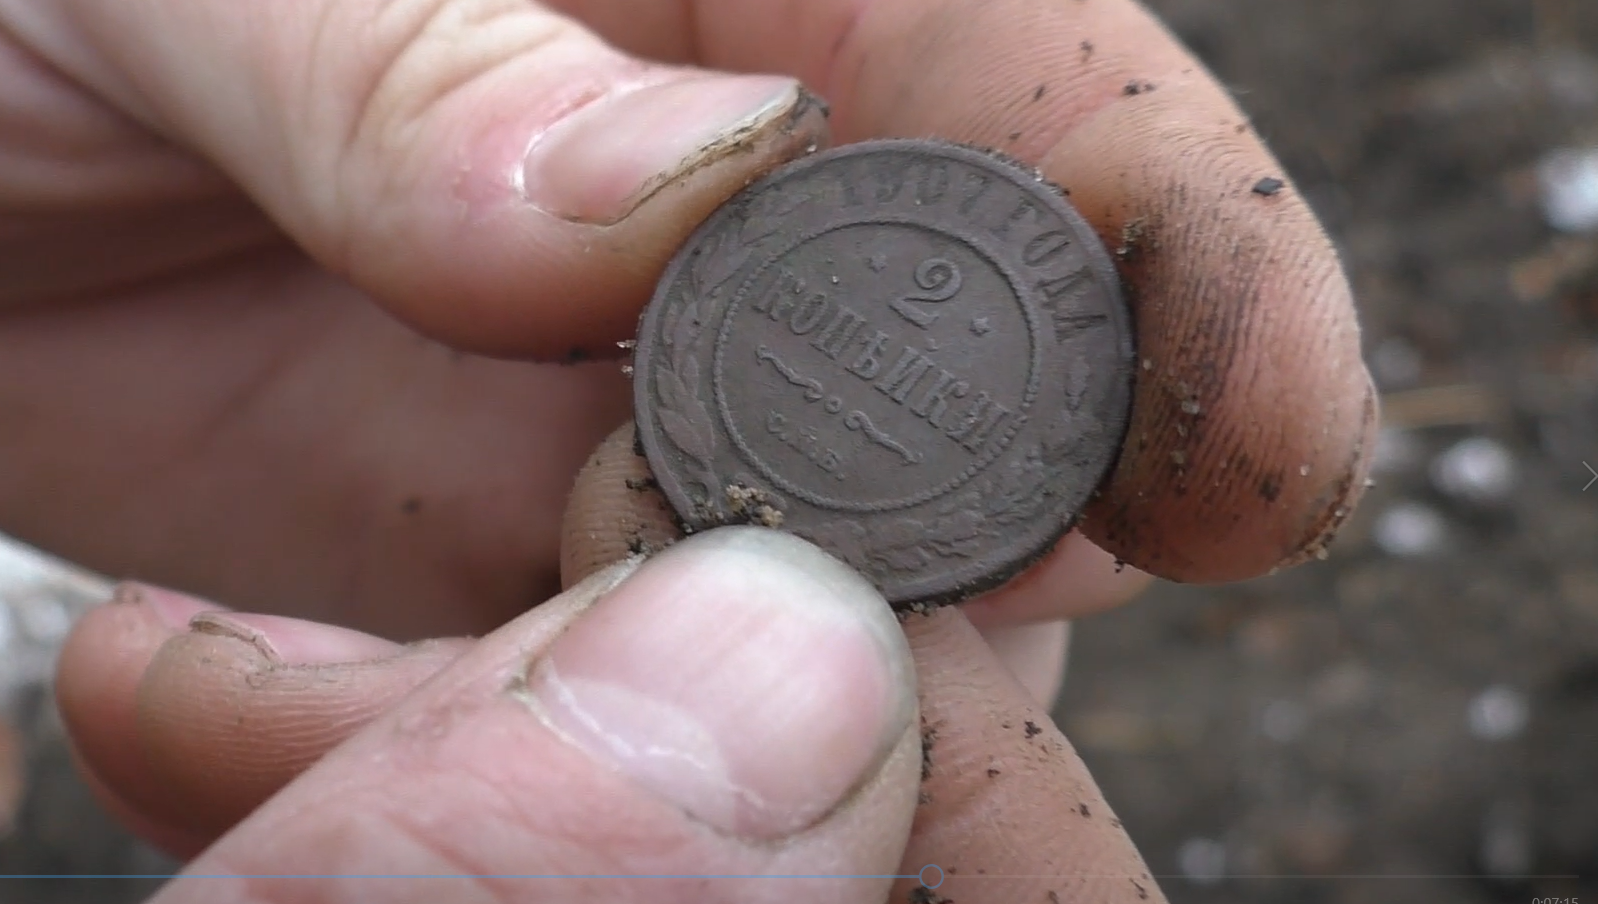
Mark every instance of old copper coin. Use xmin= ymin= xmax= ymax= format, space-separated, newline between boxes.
xmin=632 ymin=139 xmax=1135 ymax=607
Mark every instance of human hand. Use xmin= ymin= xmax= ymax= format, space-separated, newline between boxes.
xmin=2 ymin=0 xmax=1375 ymax=897
xmin=72 ymin=529 xmax=1171 ymax=904
xmin=1 ymin=0 xmax=1370 ymax=637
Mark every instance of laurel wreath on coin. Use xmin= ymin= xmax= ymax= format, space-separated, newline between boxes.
xmin=798 ymin=421 xmax=1088 ymax=576
xmin=652 ymin=203 xmax=790 ymax=511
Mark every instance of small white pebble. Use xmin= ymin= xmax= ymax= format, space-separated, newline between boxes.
xmin=1468 ymin=685 xmax=1529 ymax=741
xmin=1373 ymin=502 xmax=1448 ymax=557
xmin=1538 ymin=146 xmax=1598 ymax=233
xmin=1431 ymin=436 xmax=1517 ymax=505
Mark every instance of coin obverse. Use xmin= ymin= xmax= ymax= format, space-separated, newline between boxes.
xmin=633 ymin=139 xmax=1135 ymax=607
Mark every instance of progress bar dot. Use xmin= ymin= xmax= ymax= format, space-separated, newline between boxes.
xmin=919 ymin=864 xmax=944 ymax=889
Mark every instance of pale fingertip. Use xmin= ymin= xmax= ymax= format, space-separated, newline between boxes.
xmin=519 ymin=526 xmax=916 ymax=840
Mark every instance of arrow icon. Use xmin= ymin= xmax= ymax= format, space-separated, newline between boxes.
xmin=1586 ymin=462 xmax=1597 ymax=492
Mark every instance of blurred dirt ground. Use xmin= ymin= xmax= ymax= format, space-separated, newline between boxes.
xmin=3 ymin=1 xmax=1598 ymax=903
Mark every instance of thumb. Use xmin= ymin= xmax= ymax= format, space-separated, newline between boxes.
xmin=24 ymin=0 xmax=827 ymax=356
xmin=152 ymin=528 xmax=922 ymax=904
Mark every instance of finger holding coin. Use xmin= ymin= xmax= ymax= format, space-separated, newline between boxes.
xmin=550 ymin=0 xmax=1376 ymax=589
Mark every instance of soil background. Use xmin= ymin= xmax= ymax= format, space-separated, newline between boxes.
xmin=3 ymin=1 xmax=1598 ymax=903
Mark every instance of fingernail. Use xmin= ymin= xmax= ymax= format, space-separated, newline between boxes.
xmin=188 ymin=612 xmax=402 ymax=666
xmin=522 ymin=75 xmax=811 ymax=225
xmin=519 ymin=526 xmax=915 ymax=840
xmin=112 ymin=582 xmax=222 ymax=631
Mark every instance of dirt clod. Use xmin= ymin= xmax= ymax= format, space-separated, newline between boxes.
xmin=722 ymin=484 xmax=784 ymax=528
xmin=1116 ymin=217 xmax=1148 ymax=260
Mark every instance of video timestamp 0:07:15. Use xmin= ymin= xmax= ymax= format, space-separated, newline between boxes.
xmin=1532 ymin=898 xmax=1581 ymax=903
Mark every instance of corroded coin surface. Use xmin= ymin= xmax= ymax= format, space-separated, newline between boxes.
xmin=633 ymin=139 xmax=1135 ymax=606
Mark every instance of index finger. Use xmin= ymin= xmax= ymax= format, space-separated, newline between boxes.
xmin=563 ymin=0 xmax=1377 ymax=582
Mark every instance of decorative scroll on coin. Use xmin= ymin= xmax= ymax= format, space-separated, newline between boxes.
xmin=754 ymin=345 xmax=921 ymax=464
